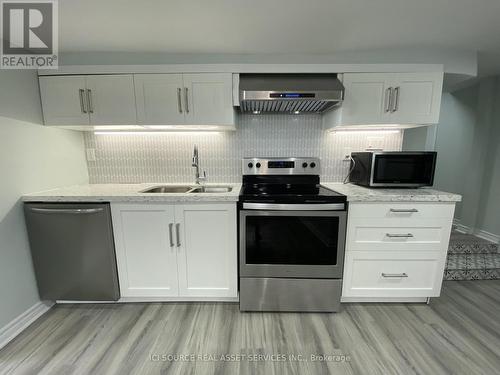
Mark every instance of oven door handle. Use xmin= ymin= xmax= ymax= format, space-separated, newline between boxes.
xmin=242 ymin=203 xmax=345 ymax=211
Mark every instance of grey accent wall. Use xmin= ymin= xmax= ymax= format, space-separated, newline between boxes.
xmin=84 ymin=115 xmax=403 ymax=183
xmin=433 ymin=76 xmax=500 ymax=237
xmin=0 ymin=70 xmax=88 ymax=330
xmin=402 ymin=127 xmax=428 ymax=151
xmin=475 ymin=78 xmax=500 ymax=236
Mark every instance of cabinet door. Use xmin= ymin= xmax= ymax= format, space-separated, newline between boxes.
xmin=39 ymin=76 xmax=90 ymax=125
xmin=111 ymin=204 xmax=179 ymax=298
xmin=175 ymin=203 xmax=237 ymax=298
xmin=390 ymin=72 xmax=443 ymax=124
xmin=340 ymin=73 xmax=392 ymax=125
xmin=182 ymin=73 xmax=235 ymax=126
xmin=86 ymin=75 xmax=137 ymax=125
xmin=134 ymin=74 xmax=185 ymax=125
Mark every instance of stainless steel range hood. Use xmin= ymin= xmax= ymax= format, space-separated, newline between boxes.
xmin=239 ymin=73 xmax=344 ymax=114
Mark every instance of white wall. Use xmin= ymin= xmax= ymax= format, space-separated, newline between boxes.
xmin=0 ymin=70 xmax=88 ymax=330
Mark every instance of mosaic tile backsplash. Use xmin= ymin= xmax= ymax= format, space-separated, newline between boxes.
xmin=83 ymin=114 xmax=403 ymax=184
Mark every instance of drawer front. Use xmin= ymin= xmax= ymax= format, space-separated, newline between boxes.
xmin=342 ymin=251 xmax=444 ymax=298
xmin=348 ymin=202 xmax=455 ymax=220
xmin=349 ymin=223 xmax=446 ymax=251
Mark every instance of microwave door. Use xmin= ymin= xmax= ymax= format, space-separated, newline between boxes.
xmin=371 ymin=153 xmax=436 ymax=187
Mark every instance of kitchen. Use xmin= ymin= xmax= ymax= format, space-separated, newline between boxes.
xmin=1 ymin=1 xmax=500 ymax=374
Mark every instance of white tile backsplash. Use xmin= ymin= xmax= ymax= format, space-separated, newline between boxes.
xmin=84 ymin=114 xmax=403 ymax=183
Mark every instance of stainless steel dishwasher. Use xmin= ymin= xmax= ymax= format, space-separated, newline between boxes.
xmin=24 ymin=203 xmax=120 ymax=301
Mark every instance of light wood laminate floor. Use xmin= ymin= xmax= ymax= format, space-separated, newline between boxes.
xmin=1 ymin=281 xmax=500 ymax=375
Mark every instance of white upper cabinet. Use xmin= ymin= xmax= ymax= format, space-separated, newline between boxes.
xmin=39 ymin=76 xmax=90 ymax=125
xmin=135 ymin=73 xmax=235 ymax=128
xmin=182 ymin=73 xmax=235 ymax=126
xmin=324 ymin=72 xmax=443 ymax=129
xmin=339 ymin=73 xmax=391 ymax=125
xmin=390 ymin=72 xmax=443 ymax=124
xmin=39 ymin=74 xmax=137 ymax=126
xmin=175 ymin=203 xmax=237 ymax=298
xmin=111 ymin=204 xmax=179 ymax=298
xmin=39 ymin=72 xmax=234 ymax=129
xmin=86 ymin=75 xmax=137 ymax=125
xmin=134 ymin=74 xmax=185 ymax=125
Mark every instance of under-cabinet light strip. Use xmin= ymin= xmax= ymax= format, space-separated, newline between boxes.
xmin=94 ymin=131 xmax=222 ymax=135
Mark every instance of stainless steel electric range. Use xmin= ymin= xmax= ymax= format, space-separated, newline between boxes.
xmin=238 ymin=157 xmax=347 ymax=312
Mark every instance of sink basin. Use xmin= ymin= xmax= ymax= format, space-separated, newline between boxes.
xmin=140 ymin=185 xmax=232 ymax=194
xmin=191 ymin=186 xmax=233 ymax=193
xmin=141 ymin=185 xmax=194 ymax=193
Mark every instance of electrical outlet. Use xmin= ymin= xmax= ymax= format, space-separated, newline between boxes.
xmin=86 ymin=148 xmax=96 ymax=162
xmin=343 ymin=147 xmax=352 ymax=161
xmin=367 ymin=136 xmax=384 ymax=150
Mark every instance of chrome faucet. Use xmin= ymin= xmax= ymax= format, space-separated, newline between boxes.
xmin=192 ymin=145 xmax=207 ymax=185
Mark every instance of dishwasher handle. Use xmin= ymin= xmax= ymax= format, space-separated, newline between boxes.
xmin=29 ymin=207 xmax=104 ymax=215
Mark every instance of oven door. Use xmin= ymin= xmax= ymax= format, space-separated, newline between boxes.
xmin=239 ymin=204 xmax=347 ymax=279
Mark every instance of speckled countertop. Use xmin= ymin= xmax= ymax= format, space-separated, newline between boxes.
xmin=22 ymin=183 xmax=242 ymax=203
xmin=322 ymin=183 xmax=462 ymax=202
xmin=22 ymin=182 xmax=462 ymax=204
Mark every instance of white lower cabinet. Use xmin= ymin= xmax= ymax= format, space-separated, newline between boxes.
xmin=175 ymin=204 xmax=238 ymax=297
xmin=343 ymin=251 xmax=443 ymax=298
xmin=111 ymin=202 xmax=237 ymax=300
xmin=341 ymin=202 xmax=455 ymax=301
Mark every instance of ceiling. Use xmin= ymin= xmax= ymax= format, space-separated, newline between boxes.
xmin=59 ymin=0 xmax=500 ymax=74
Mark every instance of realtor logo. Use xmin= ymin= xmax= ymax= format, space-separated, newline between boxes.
xmin=1 ymin=0 xmax=58 ymax=69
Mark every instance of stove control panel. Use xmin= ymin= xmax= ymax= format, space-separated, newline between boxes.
xmin=242 ymin=157 xmax=320 ymax=175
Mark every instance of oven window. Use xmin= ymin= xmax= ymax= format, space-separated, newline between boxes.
xmin=245 ymin=215 xmax=340 ymax=265
xmin=373 ymin=154 xmax=436 ymax=184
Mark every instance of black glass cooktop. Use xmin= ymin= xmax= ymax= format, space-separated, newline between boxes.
xmin=239 ymin=176 xmax=346 ymax=203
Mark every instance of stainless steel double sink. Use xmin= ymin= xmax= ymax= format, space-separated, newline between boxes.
xmin=141 ymin=185 xmax=232 ymax=194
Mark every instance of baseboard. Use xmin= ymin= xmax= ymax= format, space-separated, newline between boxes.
xmin=56 ymin=296 xmax=239 ymax=303
xmin=474 ymin=229 xmax=500 ymax=244
xmin=341 ymin=297 xmax=428 ymax=303
xmin=117 ymin=296 xmax=239 ymax=303
xmin=452 ymin=219 xmax=471 ymax=234
xmin=452 ymin=219 xmax=499 ymax=244
xmin=0 ymin=301 xmax=54 ymax=351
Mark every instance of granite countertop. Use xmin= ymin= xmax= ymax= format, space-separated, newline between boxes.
xmin=323 ymin=182 xmax=462 ymax=202
xmin=23 ymin=182 xmax=462 ymax=204
xmin=22 ymin=183 xmax=242 ymax=203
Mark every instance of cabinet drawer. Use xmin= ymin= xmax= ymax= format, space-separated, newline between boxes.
xmin=348 ymin=202 xmax=455 ymax=220
xmin=342 ymin=251 xmax=444 ymax=298
xmin=349 ymin=225 xmax=445 ymax=251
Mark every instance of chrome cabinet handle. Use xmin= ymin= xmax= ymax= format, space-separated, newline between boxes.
xmin=177 ymin=88 xmax=183 ymax=113
xmin=392 ymin=86 xmax=400 ymax=112
xmin=175 ymin=223 xmax=181 ymax=247
xmin=79 ymin=89 xmax=87 ymax=113
xmin=86 ymin=89 xmax=94 ymax=113
xmin=390 ymin=208 xmax=419 ymax=213
xmin=29 ymin=208 xmax=103 ymax=214
xmin=386 ymin=233 xmax=414 ymax=238
xmin=168 ymin=223 xmax=174 ymax=247
xmin=382 ymin=273 xmax=408 ymax=278
xmin=184 ymin=87 xmax=189 ymax=113
xmin=385 ymin=87 xmax=393 ymax=112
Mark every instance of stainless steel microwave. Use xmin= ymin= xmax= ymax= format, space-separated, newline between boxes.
xmin=349 ymin=152 xmax=437 ymax=188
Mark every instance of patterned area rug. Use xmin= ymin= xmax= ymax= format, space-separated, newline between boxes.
xmin=445 ymin=231 xmax=500 ymax=280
